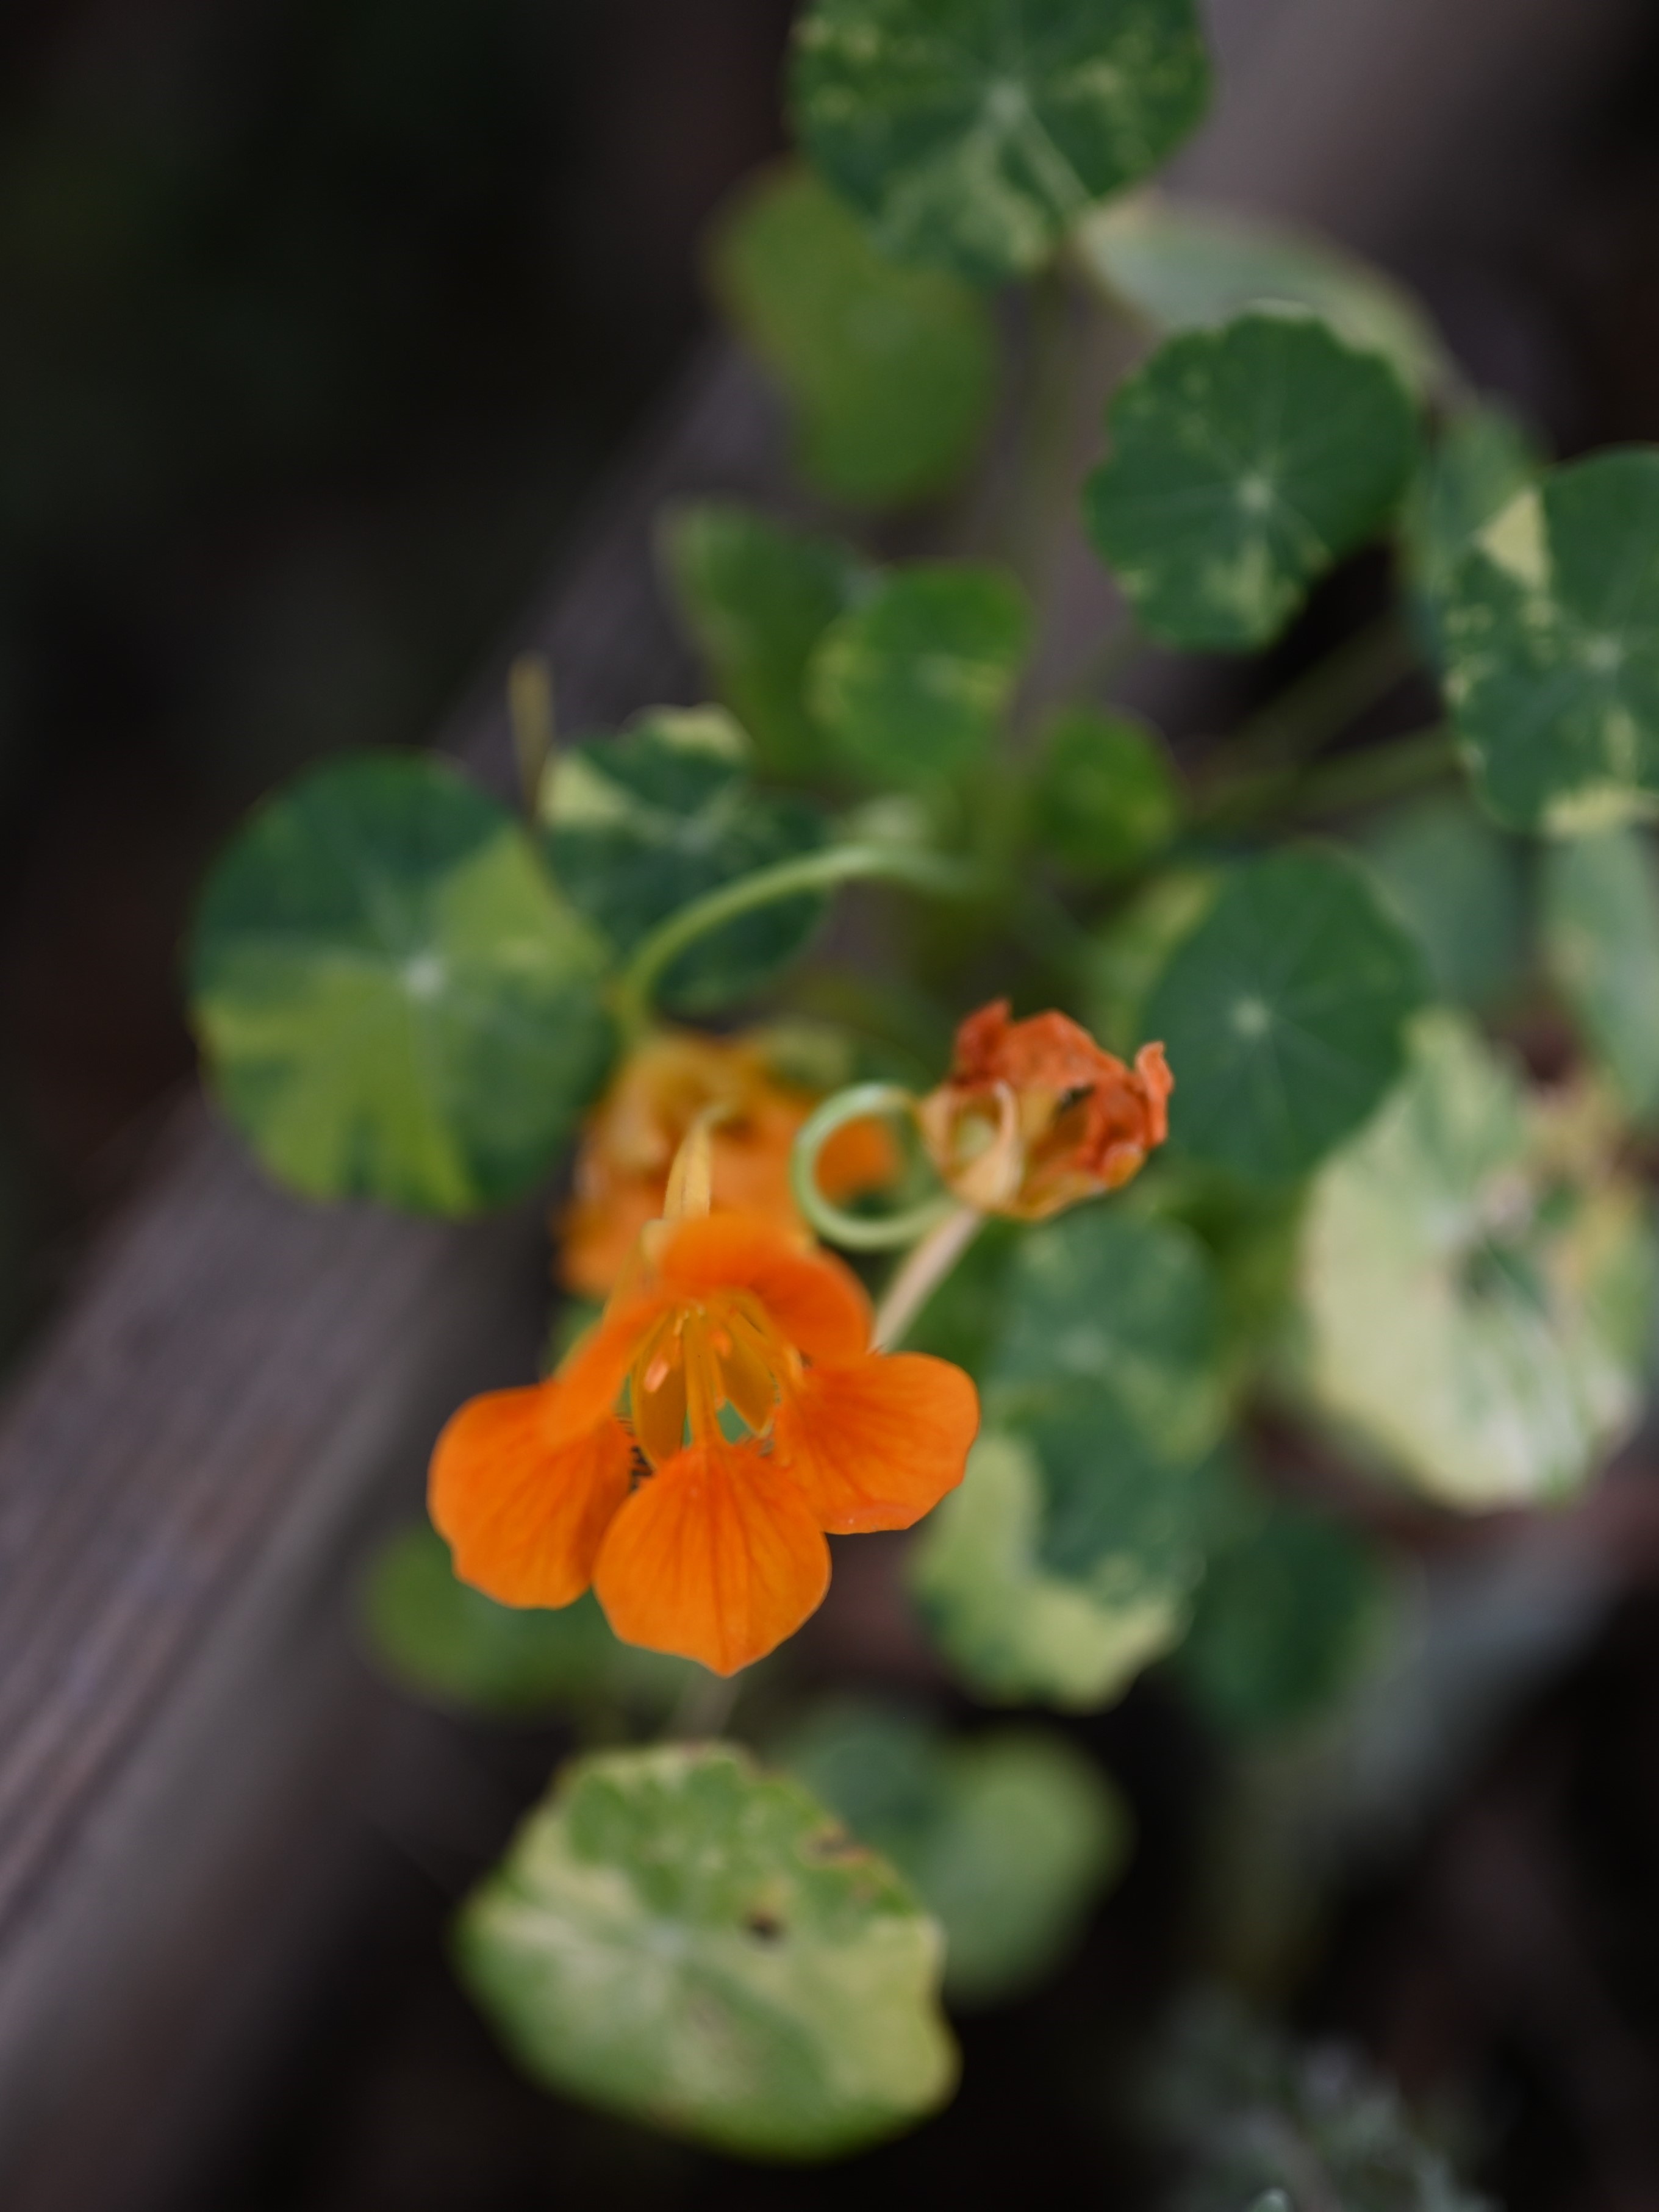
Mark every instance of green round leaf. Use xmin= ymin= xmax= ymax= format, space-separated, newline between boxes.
xmin=1297 ymin=1012 xmax=1657 ymax=1509
xmin=808 ymin=562 xmax=1031 ymax=784
xmin=1084 ymin=311 xmax=1420 ymax=652
xmin=1543 ymin=826 xmax=1659 ymax=1122
xmin=1145 ymin=847 xmax=1428 ymax=1183
xmin=778 ymin=1702 xmax=1129 ymax=2008
xmin=791 ymin=0 xmax=1212 ymax=285
xmin=1031 ymin=705 xmax=1181 ymax=879
xmin=455 ymin=1743 xmax=958 ymax=2159
xmin=190 ymin=753 xmax=614 ymax=1214
xmin=910 ymin=1433 xmax=1200 ymax=1709
xmin=1439 ymin=449 xmax=1659 ymax=832
xmin=1356 ymin=792 xmax=1528 ymax=1014
xmin=659 ymin=502 xmax=869 ymax=779
xmin=1402 ymin=403 xmax=1543 ymax=629
xmin=1083 ymin=865 xmax=1223 ymax=1055
xmin=709 ymin=165 xmax=998 ymax=508
xmin=1077 ymin=191 xmax=1453 ymax=399
xmin=543 ymin=706 xmax=830 ymax=1013
xmin=363 ymin=1525 xmax=693 ymax=1720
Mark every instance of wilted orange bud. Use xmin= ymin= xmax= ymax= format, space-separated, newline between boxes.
xmin=560 ymin=1029 xmax=894 ymax=1297
xmin=917 ymin=999 xmax=1172 ymax=1221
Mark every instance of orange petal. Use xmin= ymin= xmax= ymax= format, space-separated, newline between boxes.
xmin=774 ymin=1353 xmax=980 ymax=1534
xmin=429 ymin=1385 xmax=634 ymax=1608
xmin=553 ymin=1291 xmax=664 ymax=1427
xmin=559 ymin=1183 xmax=658 ymax=1300
xmin=655 ymin=1213 xmax=870 ymax=1361
xmin=593 ymin=1439 xmax=831 ymax=1675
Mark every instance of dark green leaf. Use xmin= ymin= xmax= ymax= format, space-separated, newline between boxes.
xmin=658 ymin=502 xmax=868 ymax=779
xmin=709 ymin=165 xmax=998 ymax=506
xmin=1543 ymin=826 xmax=1659 ymax=1120
xmin=455 ymin=1743 xmax=957 ymax=2158
xmin=190 ymin=753 xmax=614 ymax=1214
xmin=778 ymin=1701 xmax=1129 ymax=2007
xmin=1083 ymin=867 xmax=1223 ymax=1056
xmin=363 ymin=1525 xmax=693 ymax=1720
xmin=1439 ymin=449 xmax=1659 ymax=832
xmin=1146 ymin=847 xmax=1427 ymax=1182
xmin=808 ymin=562 xmax=1031 ymax=784
xmin=1357 ymin=792 xmax=1528 ymax=1012
xmin=1403 ymin=403 xmax=1543 ymax=618
xmin=1030 ymin=705 xmax=1181 ymax=878
xmin=1078 ymin=191 xmax=1452 ymax=397
xmin=1084 ymin=311 xmax=1420 ymax=652
xmin=543 ymin=706 xmax=830 ymax=1013
xmin=791 ymin=0 xmax=1212 ymax=285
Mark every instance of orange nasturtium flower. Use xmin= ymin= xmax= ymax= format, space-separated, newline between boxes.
xmin=917 ymin=999 xmax=1173 ymax=1222
xmin=559 ymin=1028 xmax=895 ymax=1298
xmin=431 ymin=1164 xmax=979 ymax=1675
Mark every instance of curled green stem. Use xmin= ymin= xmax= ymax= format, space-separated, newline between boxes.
xmin=612 ymin=843 xmax=988 ymax=1036
xmin=790 ymin=1083 xmax=956 ymax=1253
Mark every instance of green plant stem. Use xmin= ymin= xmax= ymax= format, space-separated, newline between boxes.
xmin=612 ymin=843 xmax=987 ymax=1036
xmin=1194 ymin=723 xmax=1457 ymax=834
xmin=874 ymin=1204 xmax=984 ymax=1351
xmin=665 ymin=1669 xmax=743 ymax=1742
xmin=791 ymin=1082 xmax=956 ymax=1253
xmin=1220 ymin=613 xmax=1422 ymax=778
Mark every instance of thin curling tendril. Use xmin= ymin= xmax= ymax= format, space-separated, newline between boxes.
xmin=790 ymin=1081 xmax=956 ymax=1252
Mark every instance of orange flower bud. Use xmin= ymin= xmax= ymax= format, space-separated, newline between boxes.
xmin=916 ymin=1000 xmax=1172 ymax=1221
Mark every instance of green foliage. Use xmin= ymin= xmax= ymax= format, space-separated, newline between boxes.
xmin=659 ymin=503 xmax=869 ymax=778
xmin=1542 ymin=827 xmax=1659 ymax=1122
xmin=1084 ymin=312 xmax=1419 ymax=652
xmin=808 ymin=562 xmax=1031 ymax=784
xmin=191 ymin=752 xmax=614 ymax=1214
xmin=790 ymin=0 xmax=1212 ymax=285
xmin=1144 ymin=1991 xmax=1489 ymax=2212
xmin=1438 ymin=449 xmax=1659 ymax=832
xmin=1357 ymin=792 xmax=1529 ymax=1012
xmin=1030 ymin=705 xmax=1181 ymax=879
xmin=1173 ymin=1464 xmax=1388 ymax=1738
xmin=1147 ymin=848 xmax=1428 ymax=1183
xmin=1403 ymin=403 xmax=1543 ymax=621
xmin=1078 ymin=191 xmax=1452 ymax=398
xmin=911 ymin=1432 xmax=1200 ymax=1708
xmin=1297 ymin=1011 xmax=1656 ymax=1509
xmin=363 ymin=1525 xmax=693 ymax=1720
xmin=778 ymin=1700 xmax=1129 ymax=2006
xmin=454 ymin=1743 xmax=958 ymax=2158
xmin=543 ymin=707 xmax=830 ymax=1012
xmin=709 ymin=165 xmax=999 ymax=507
xmin=1084 ymin=867 xmax=1224 ymax=1055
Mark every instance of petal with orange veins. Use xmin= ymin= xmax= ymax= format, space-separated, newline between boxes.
xmin=552 ymin=1291 xmax=664 ymax=1428
xmin=429 ymin=1385 xmax=634 ymax=1609
xmin=775 ymin=1353 xmax=980 ymax=1534
xmin=593 ymin=1440 xmax=831 ymax=1675
xmin=655 ymin=1213 xmax=870 ymax=1361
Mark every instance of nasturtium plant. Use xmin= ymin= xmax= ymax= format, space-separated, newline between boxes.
xmin=542 ymin=706 xmax=830 ymax=1011
xmin=1077 ymin=191 xmax=1453 ymax=400
xmin=1357 ymin=792 xmax=1528 ymax=1014
xmin=1030 ymin=704 xmax=1180 ymax=879
xmin=1147 ymin=848 xmax=1428 ymax=1183
xmin=1403 ymin=401 xmax=1542 ymax=623
xmin=778 ymin=1700 xmax=1129 ymax=2006
xmin=659 ymin=501 xmax=869 ymax=779
xmin=791 ymin=0 xmax=1212 ymax=285
xmin=1297 ymin=1013 xmax=1657 ymax=1509
xmin=709 ymin=165 xmax=998 ymax=508
xmin=1084 ymin=310 xmax=1420 ymax=651
xmin=192 ymin=752 xmax=614 ymax=1213
xmin=1438 ymin=449 xmax=1659 ymax=832
xmin=808 ymin=561 xmax=1031 ymax=784
xmin=1542 ymin=826 xmax=1659 ymax=1122
xmin=455 ymin=1744 xmax=958 ymax=2158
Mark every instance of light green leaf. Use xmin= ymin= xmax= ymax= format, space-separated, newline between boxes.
xmin=910 ymin=1432 xmax=1202 ymax=1710
xmin=778 ymin=1702 xmax=1129 ymax=2008
xmin=1084 ymin=311 xmax=1420 ymax=652
xmin=791 ymin=0 xmax=1212 ymax=285
xmin=190 ymin=753 xmax=614 ymax=1214
xmin=1077 ymin=191 xmax=1452 ymax=399
xmin=543 ymin=706 xmax=830 ymax=1012
xmin=455 ymin=1743 xmax=957 ymax=2158
xmin=659 ymin=502 xmax=870 ymax=778
xmin=1030 ymin=704 xmax=1181 ymax=879
xmin=1356 ymin=792 xmax=1528 ymax=1012
xmin=1438 ymin=449 xmax=1659 ymax=832
xmin=1543 ymin=826 xmax=1659 ymax=1122
xmin=709 ymin=165 xmax=998 ymax=507
xmin=1146 ymin=847 xmax=1428 ymax=1183
xmin=808 ymin=562 xmax=1031 ymax=783
xmin=362 ymin=1525 xmax=693 ymax=1720
xmin=1297 ymin=1011 xmax=1656 ymax=1509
